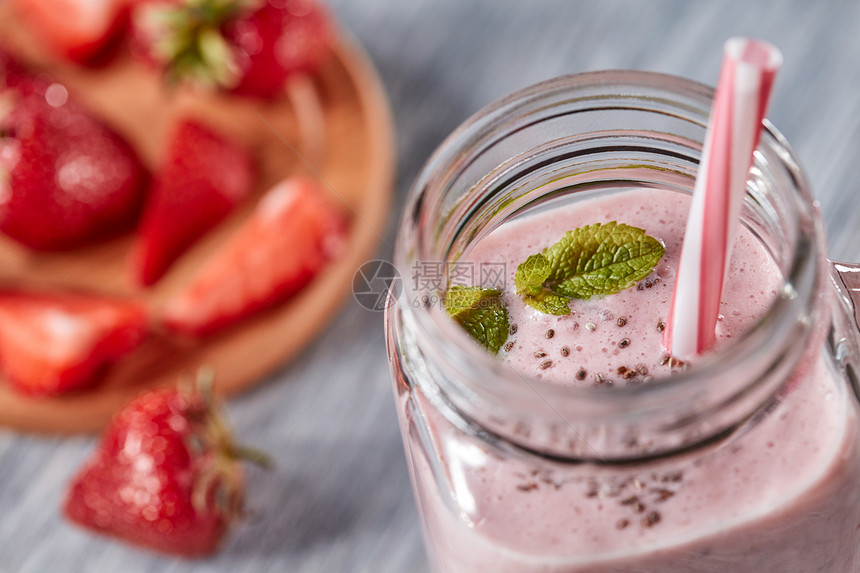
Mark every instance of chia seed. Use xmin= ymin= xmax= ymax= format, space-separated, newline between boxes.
xmin=539 ymin=360 xmax=553 ymax=370
xmin=656 ymin=320 xmax=665 ymax=333
xmin=561 ymin=346 xmax=570 ymax=357
xmin=534 ymin=350 xmax=547 ymax=358
xmin=636 ymin=364 xmax=649 ymax=376
xmin=617 ymin=317 xmax=628 ymax=327
xmin=510 ymin=324 xmax=518 ymax=335
xmin=503 ymin=341 xmax=515 ymax=352
xmin=513 ymin=421 xmax=531 ymax=437
xmin=545 ymin=329 xmax=555 ymax=339
xmin=619 ymin=338 xmax=631 ymax=349
xmin=642 ymin=511 xmax=661 ymax=528
xmin=585 ymin=322 xmax=596 ymax=332
xmin=576 ymin=368 xmax=587 ymax=380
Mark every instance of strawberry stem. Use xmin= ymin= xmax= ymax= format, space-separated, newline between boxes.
xmin=195 ymin=366 xmax=216 ymax=398
xmin=137 ymin=0 xmax=259 ymax=90
xmin=183 ymin=367 xmax=272 ymax=520
xmin=227 ymin=444 xmax=273 ymax=469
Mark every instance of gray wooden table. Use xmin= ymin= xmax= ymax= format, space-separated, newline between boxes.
xmin=2 ymin=1 xmax=859 ymax=571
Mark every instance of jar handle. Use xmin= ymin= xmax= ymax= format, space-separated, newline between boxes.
xmin=831 ymin=261 xmax=860 ymax=401
xmin=833 ymin=261 xmax=860 ymax=329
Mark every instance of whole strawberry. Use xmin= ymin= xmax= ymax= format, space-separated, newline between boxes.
xmin=132 ymin=0 xmax=332 ymax=99
xmin=64 ymin=375 xmax=266 ymax=556
xmin=0 ymin=74 xmax=147 ymax=250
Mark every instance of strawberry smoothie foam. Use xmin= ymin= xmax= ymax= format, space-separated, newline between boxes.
xmin=409 ymin=188 xmax=860 ymax=572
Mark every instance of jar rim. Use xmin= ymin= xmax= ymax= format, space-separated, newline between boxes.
xmin=393 ymin=70 xmax=825 ymax=461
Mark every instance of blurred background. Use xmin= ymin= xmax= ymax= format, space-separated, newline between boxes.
xmin=2 ymin=0 xmax=859 ymax=571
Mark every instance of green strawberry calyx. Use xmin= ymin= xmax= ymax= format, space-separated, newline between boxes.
xmin=135 ymin=0 xmax=261 ymax=90
xmin=181 ymin=368 xmax=271 ymax=520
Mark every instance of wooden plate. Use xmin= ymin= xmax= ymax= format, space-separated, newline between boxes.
xmin=0 ymin=4 xmax=395 ymax=433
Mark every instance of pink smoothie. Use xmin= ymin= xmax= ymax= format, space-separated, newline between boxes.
xmin=408 ymin=189 xmax=860 ymax=572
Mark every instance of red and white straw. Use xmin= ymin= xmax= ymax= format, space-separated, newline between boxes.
xmin=664 ymin=38 xmax=782 ymax=360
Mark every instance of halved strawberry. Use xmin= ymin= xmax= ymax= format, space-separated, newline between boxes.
xmin=64 ymin=376 xmax=267 ymax=556
xmin=162 ymin=176 xmax=347 ymax=337
xmin=12 ymin=0 xmax=131 ymax=65
xmin=130 ymin=120 xmax=255 ymax=287
xmin=0 ymin=290 xmax=148 ymax=396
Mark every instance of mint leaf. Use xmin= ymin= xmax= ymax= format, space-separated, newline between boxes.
xmin=523 ymin=290 xmax=571 ymax=315
xmin=514 ymin=253 xmax=551 ymax=296
xmin=516 ymin=254 xmax=571 ymax=314
xmin=515 ymin=222 xmax=665 ymax=312
xmin=444 ymin=286 xmax=510 ymax=354
xmin=548 ymin=222 xmax=665 ymax=298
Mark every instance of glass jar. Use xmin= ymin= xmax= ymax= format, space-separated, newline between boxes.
xmin=384 ymin=71 xmax=860 ymax=572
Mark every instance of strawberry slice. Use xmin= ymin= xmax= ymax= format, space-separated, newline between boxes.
xmin=131 ymin=120 xmax=255 ymax=287
xmin=0 ymin=290 xmax=148 ymax=396
xmin=64 ymin=377 xmax=267 ymax=556
xmin=162 ymin=176 xmax=347 ymax=337
xmin=12 ymin=0 xmax=131 ymax=64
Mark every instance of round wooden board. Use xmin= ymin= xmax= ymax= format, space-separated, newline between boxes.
xmin=0 ymin=4 xmax=395 ymax=433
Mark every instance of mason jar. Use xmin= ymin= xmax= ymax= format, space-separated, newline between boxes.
xmin=384 ymin=71 xmax=860 ymax=572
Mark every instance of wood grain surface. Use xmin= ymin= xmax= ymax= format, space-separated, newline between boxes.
xmin=1 ymin=1 xmax=859 ymax=572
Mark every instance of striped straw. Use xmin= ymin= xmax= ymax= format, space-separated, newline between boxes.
xmin=664 ymin=38 xmax=783 ymax=360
